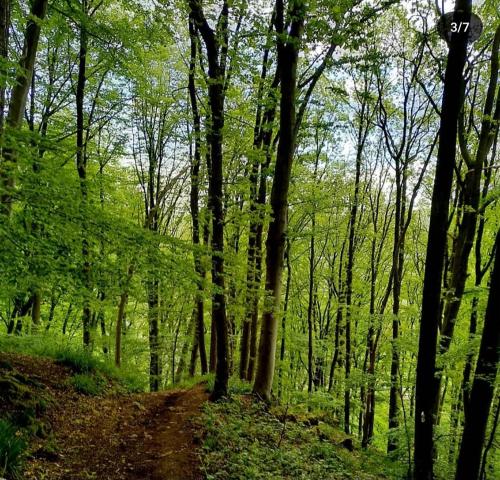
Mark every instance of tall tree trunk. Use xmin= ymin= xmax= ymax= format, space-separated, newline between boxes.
xmin=176 ymin=312 xmax=196 ymax=382
xmin=31 ymin=291 xmax=41 ymax=327
xmin=240 ymin=11 xmax=276 ymax=379
xmin=189 ymin=0 xmax=230 ymax=400
xmin=253 ymin=0 xmax=305 ymax=401
xmin=0 ymin=0 xmax=47 ymax=214
xmin=148 ymin=279 xmax=161 ymax=391
xmin=246 ymin=114 xmax=276 ymax=381
xmin=0 ymin=0 xmax=8 ymax=134
xmin=436 ymin=24 xmax=500 ymax=415
xmin=344 ymin=88 xmax=368 ymax=434
xmin=307 ymin=213 xmax=315 ymax=394
xmin=461 ymin=131 xmax=496 ymax=409
xmin=413 ymin=2 xmax=471 ymax=478
xmin=277 ymin=237 xmax=291 ymax=398
xmin=115 ymin=266 xmax=132 ymax=368
xmin=328 ymin=241 xmax=345 ymax=393
xmin=454 ymin=230 xmax=500 ymax=480
xmin=187 ymin=14 xmax=207 ymax=376
xmin=115 ymin=292 xmax=127 ymax=368
xmin=76 ymin=0 xmax=92 ymax=348
xmin=388 ymin=167 xmax=403 ymax=453
xmin=479 ymin=394 xmax=500 ymax=480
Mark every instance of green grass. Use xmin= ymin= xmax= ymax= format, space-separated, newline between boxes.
xmin=0 ymin=334 xmax=146 ymax=393
xmin=0 ymin=418 xmax=27 ymax=479
xmin=69 ymin=373 xmax=106 ymax=396
xmin=167 ymin=372 xmax=213 ymax=391
xmin=198 ymin=394 xmax=406 ymax=480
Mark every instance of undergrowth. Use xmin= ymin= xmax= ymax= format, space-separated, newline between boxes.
xmin=0 ymin=334 xmax=145 ymax=393
xmin=69 ymin=373 xmax=107 ymax=396
xmin=198 ymin=394 xmax=406 ymax=480
xmin=0 ymin=418 xmax=26 ymax=479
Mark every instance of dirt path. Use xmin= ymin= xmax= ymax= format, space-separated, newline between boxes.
xmin=25 ymin=380 xmax=209 ymax=480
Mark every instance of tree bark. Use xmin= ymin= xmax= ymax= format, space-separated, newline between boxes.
xmin=0 ymin=0 xmax=9 ymax=133
xmin=413 ymin=2 xmax=471 ymax=478
xmin=253 ymin=0 xmax=305 ymax=401
xmin=240 ymin=10 xmax=276 ymax=380
xmin=189 ymin=0 xmax=230 ymax=400
xmin=187 ymin=14 xmax=208 ymax=376
xmin=115 ymin=266 xmax=133 ymax=368
xmin=0 ymin=0 xmax=47 ymax=214
xmin=75 ymin=0 xmax=93 ymax=348
xmin=435 ymin=24 xmax=500 ymax=418
xmin=455 ymin=230 xmax=500 ymax=480
xmin=307 ymin=212 xmax=315 ymax=394
xmin=148 ymin=279 xmax=161 ymax=391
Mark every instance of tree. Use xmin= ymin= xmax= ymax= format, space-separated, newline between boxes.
xmin=189 ymin=0 xmax=231 ymax=400
xmin=0 ymin=0 xmax=48 ymax=214
xmin=187 ymin=13 xmax=208 ymax=377
xmin=253 ymin=0 xmax=305 ymax=401
xmin=455 ymin=229 xmax=500 ymax=480
xmin=413 ymin=1 xmax=472 ymax=478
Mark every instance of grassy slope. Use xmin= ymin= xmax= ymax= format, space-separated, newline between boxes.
xmin=198 ymin=383 xmax=406 ymax=480
xmin=1 ymin=335 xmax=405 ymax=480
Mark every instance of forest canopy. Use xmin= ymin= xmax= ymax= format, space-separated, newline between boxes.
xmin=0 ymin=0 xmax=499 ymax=479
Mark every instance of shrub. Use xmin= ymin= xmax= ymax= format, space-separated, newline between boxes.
xmin=54 ymin=349 xmax=99 ymax=374
xmin=0 ymin=334 xmax=146 ymax=393
xmin=69 ymin=374 xmax=106 ymax=396
xmin=0 ymin=419 xmax=26 ymax=479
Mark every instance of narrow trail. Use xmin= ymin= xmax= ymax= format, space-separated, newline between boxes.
xmin=19 ymin=363 xmax=209 ymax=480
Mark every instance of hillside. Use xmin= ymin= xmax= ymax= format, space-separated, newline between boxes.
xmin=0 ymin=352 xmax=206 ymax=479
xmin=0 ymin=351 xmax=401 ymax=480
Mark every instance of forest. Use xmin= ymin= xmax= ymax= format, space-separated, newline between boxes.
xmin=0 ymin=0 xmax=499 ymax=479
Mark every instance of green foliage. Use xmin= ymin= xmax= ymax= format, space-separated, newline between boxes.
xmin=199 ymin=396 xmax=405 ymax=480
xmin=0 ymin=419 xmax=27 ymax=479
xmin=0 ymin=334 xmax=145 ymax=393
xmin=69 ymin=373 xmax=106 ymax=396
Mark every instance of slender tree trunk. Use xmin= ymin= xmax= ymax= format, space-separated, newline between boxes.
xmin=328 ymin=241 xmax=345 ymax=393
xmin=246 ymin=124 xmax=276 ymax=382
xmin=447 ymin=386 xmax=461 ymax=465
xmin=115 ymin=266 xmax=132 ymax=368
xmin=31 ymin=291 xmax=41 ymax=327
xmin=278 ymin=238 xmax=291 ymax=398
xmin=115 ymin=292 xmax=127 ymax=368
xmin=253 ymin=0 xmax=305 ymax=401
xmin=388 ymin=171 xmax=402 ymax=453
xmin=244 ymin=71 xmax=280 ymax=382
xmin=148 ymin=279 xmax=161 ymax=391
xmin=479 ymin=394 xmax=499 ymax=480
xmin=209 ymin=314 xmax=217 ymax=373
xmin=307 ymin=213 xmax=315 ymax=394
xmin=189 ymin=0 xmax=230 ymax=400
xmin=413 ymin=2 xmax=471 ymax=478
xmin=0 ymin=0 xmax=47 ymax=214
xmin=176 ymin=312 xmax=196 ymax=382
xmin=240 ymin=15 xmax=275 ymax=378
xmin=62 ymin=303 xmax=73 ymax=336
xmin=455 ymin=230 xmax=500 ymax=480
xmin=45 ymin=291 xmax=58 ymax=332
xmin=75 ymin=0 xmax=93 ymax=348
xmin=344 ymin=95 xmax=366 ymax=434
xmin=187 ymin=14 xmax=208 ymax=376
xmin=0 ymin=0 xmax=9 ymax=134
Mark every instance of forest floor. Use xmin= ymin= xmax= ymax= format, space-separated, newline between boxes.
xmin=1 ymin=347 xmax=403 ymax=480
xmin=0 ymin=352 xmax=208 ymax=480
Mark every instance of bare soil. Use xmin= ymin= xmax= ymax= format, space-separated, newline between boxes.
xmin=0 ymin=353 xmax=208 ymax=480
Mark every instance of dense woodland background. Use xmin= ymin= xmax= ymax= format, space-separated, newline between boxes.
xmin=0 ymin=0 xmax=499 ymax=479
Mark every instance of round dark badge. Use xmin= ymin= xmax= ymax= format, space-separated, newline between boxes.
xmin=437 ymin=11 xmax=483 ymax=43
